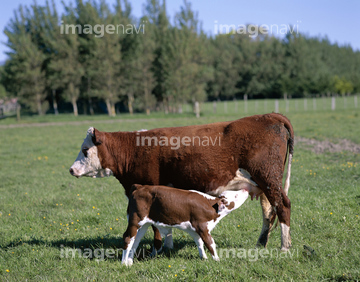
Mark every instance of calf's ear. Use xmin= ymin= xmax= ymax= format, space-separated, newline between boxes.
xmin=130 ymin=184 xmax=141 ymax=194
xmin=93 ymin=128 xmax=104 ymax=145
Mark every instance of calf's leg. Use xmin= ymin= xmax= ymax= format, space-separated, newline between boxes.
xmin=185 ymin=230 xmax=208 ymax=259
xmin=122 ymin=223 xmax=150 ymax=266
xmin=164 ymin=229 xmax=173 ymax=249
xmin=196 ymin=225 xmax=219 ymax=261
xmin=150 ymin=225 xmax=164 ymax=257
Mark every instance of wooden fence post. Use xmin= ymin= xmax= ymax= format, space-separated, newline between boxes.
xmin=264 ymin=99 xmax=267 ymax=112
xmin=213 ymin=101 xmax=217 ymax=114
xmin=275 ymin=100 xmax=279 ymax=113
xmin=313 ymin=97 xmax=316 ymax=111
xmin=331 ymin=96 xmax=336 ymax=110
xmin=285 ymin=99 xmax=289 ymax=113
xmin=244 ymin=94 xmax=248 ymax=113
xmin=195 ymin=101 xmax=200 ymax=118
xmin=16 ymin=103 xmax=21 ymax=121
xmin=355 ymin=95 xmax=358 ymax=108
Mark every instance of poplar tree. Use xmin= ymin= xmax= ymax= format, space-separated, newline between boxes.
xmin=121 ymin=14 xmax=156 ymax=115
xmin=161 ymin=0 xmax=212 ymax=111
xmin=4 ymin=5 xmax=48 ymax=115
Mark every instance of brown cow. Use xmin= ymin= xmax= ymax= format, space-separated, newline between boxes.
xmin=69 ymin=113 xmax=294 ymax=252
xmin=122 ymin=184 xmax=250 ymax=266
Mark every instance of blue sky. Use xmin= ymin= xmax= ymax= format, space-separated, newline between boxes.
xmin=0 ymin=0 xmax=359 ymax=63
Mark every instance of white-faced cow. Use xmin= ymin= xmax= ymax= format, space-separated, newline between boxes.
xmin=122 ymin=185 xmax=250 ymax=266
xmin=69 ymin=113 xmax=294 ymax=253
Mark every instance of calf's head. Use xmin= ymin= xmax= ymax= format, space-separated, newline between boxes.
xmin=69 ymin=127 xmax=113 ymax=178
xmin=218 ymin=189 xmax=249 ymax=214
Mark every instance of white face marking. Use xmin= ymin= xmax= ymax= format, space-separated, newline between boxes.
xmin=69 ymin=127 xmax=113 ymax=178
xmin=219 ymin=190 xmax=249 ymax=212
xmin=207 ymin=189 xmax=249 ymax=233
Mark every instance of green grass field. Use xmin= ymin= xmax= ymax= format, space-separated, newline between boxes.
xmin=1 ymin=107 xmax=359 ymax=281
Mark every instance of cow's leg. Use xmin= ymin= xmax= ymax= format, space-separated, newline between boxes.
xmin=122 ymin=224 xmax=150 ymax=266
xmin=262 ymin=184 xmax=291 ymax=251
xmin=164 ymin=228 xmax=173 ymax=249
xmin=150 ymin=225 xmax=163 ymax=257
xmin=256 ymin=194 xmax=277 ymax=248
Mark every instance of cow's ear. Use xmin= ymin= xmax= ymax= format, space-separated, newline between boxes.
xmin=93 ymin=128 xmax=104 ymax=145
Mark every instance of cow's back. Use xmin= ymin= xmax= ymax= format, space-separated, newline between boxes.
xmin=153 ymin=114 xmax=290 ymax=193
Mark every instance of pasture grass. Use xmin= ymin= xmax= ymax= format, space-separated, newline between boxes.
xmin=0 ymin=109 xmax=359 ymax=281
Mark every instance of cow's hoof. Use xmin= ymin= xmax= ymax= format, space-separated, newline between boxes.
xmin=280 ymin=246 xmax=291 ymax=252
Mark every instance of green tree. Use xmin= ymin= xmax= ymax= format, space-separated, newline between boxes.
xmin=208 ymin=34 xmax=240 ymax=100
xmin=144 ymin=0 xmax=170 ymax=111
xmin=43 ymin=2 xmax=84 ymax=116
xmin=76 ymin=0 xmax=126 ymax=116
xmin=121 ymin=14 xmax=156 ymax=115
xmin=4 ymin=5 xmax=48 ymax=115
xmin=332 ymin=75 xmax=354 ymax=95
xmin=159 ymin=0 xmax=213 ymax=112
xmin=0 ymin=66 xmax=8 ymax=100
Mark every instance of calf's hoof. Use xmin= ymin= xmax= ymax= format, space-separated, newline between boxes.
xmin=150 ymin=246 xmax=163 ymax=258
xmin=122 ymin=258 xmax=133 ymax=267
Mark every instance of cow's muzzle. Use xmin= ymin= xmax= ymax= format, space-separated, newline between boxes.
xmin=69 ymin=168 xmax=80 ymax=178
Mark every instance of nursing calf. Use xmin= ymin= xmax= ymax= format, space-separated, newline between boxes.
xmin=122 ymin=184 xmax=249 ymax=266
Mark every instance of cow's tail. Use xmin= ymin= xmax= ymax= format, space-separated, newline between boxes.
xmin=267 ymin=114 xmax=294 ymax=233
xmin=282 ymin=116 xmax=294 ymax=196
xmin=268 ymin=113 xmax=294 ymax=196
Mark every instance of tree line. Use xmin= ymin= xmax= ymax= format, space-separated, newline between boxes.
xmin=1 ymin=0 xmax=359 ymax=116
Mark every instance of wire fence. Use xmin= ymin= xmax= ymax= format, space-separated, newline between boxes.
xmin=197 ymin=94 xmax=359 ymax=116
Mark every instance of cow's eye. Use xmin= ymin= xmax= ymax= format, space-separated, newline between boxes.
xmin=82 ymin=148 xmax=89 ymax=157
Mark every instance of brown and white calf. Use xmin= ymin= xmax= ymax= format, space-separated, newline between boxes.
xmin=69 ymin=113 xmax=294 ymax=252
xmin=122 ymin=184 xmax=249 ymax=266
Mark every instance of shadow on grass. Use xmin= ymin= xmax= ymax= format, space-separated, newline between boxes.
xmin=2 ymin=235 xmax=201 ymax=261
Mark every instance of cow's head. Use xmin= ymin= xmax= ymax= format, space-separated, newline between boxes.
xmin=69 ymin=127 xmax=113 ymax=178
